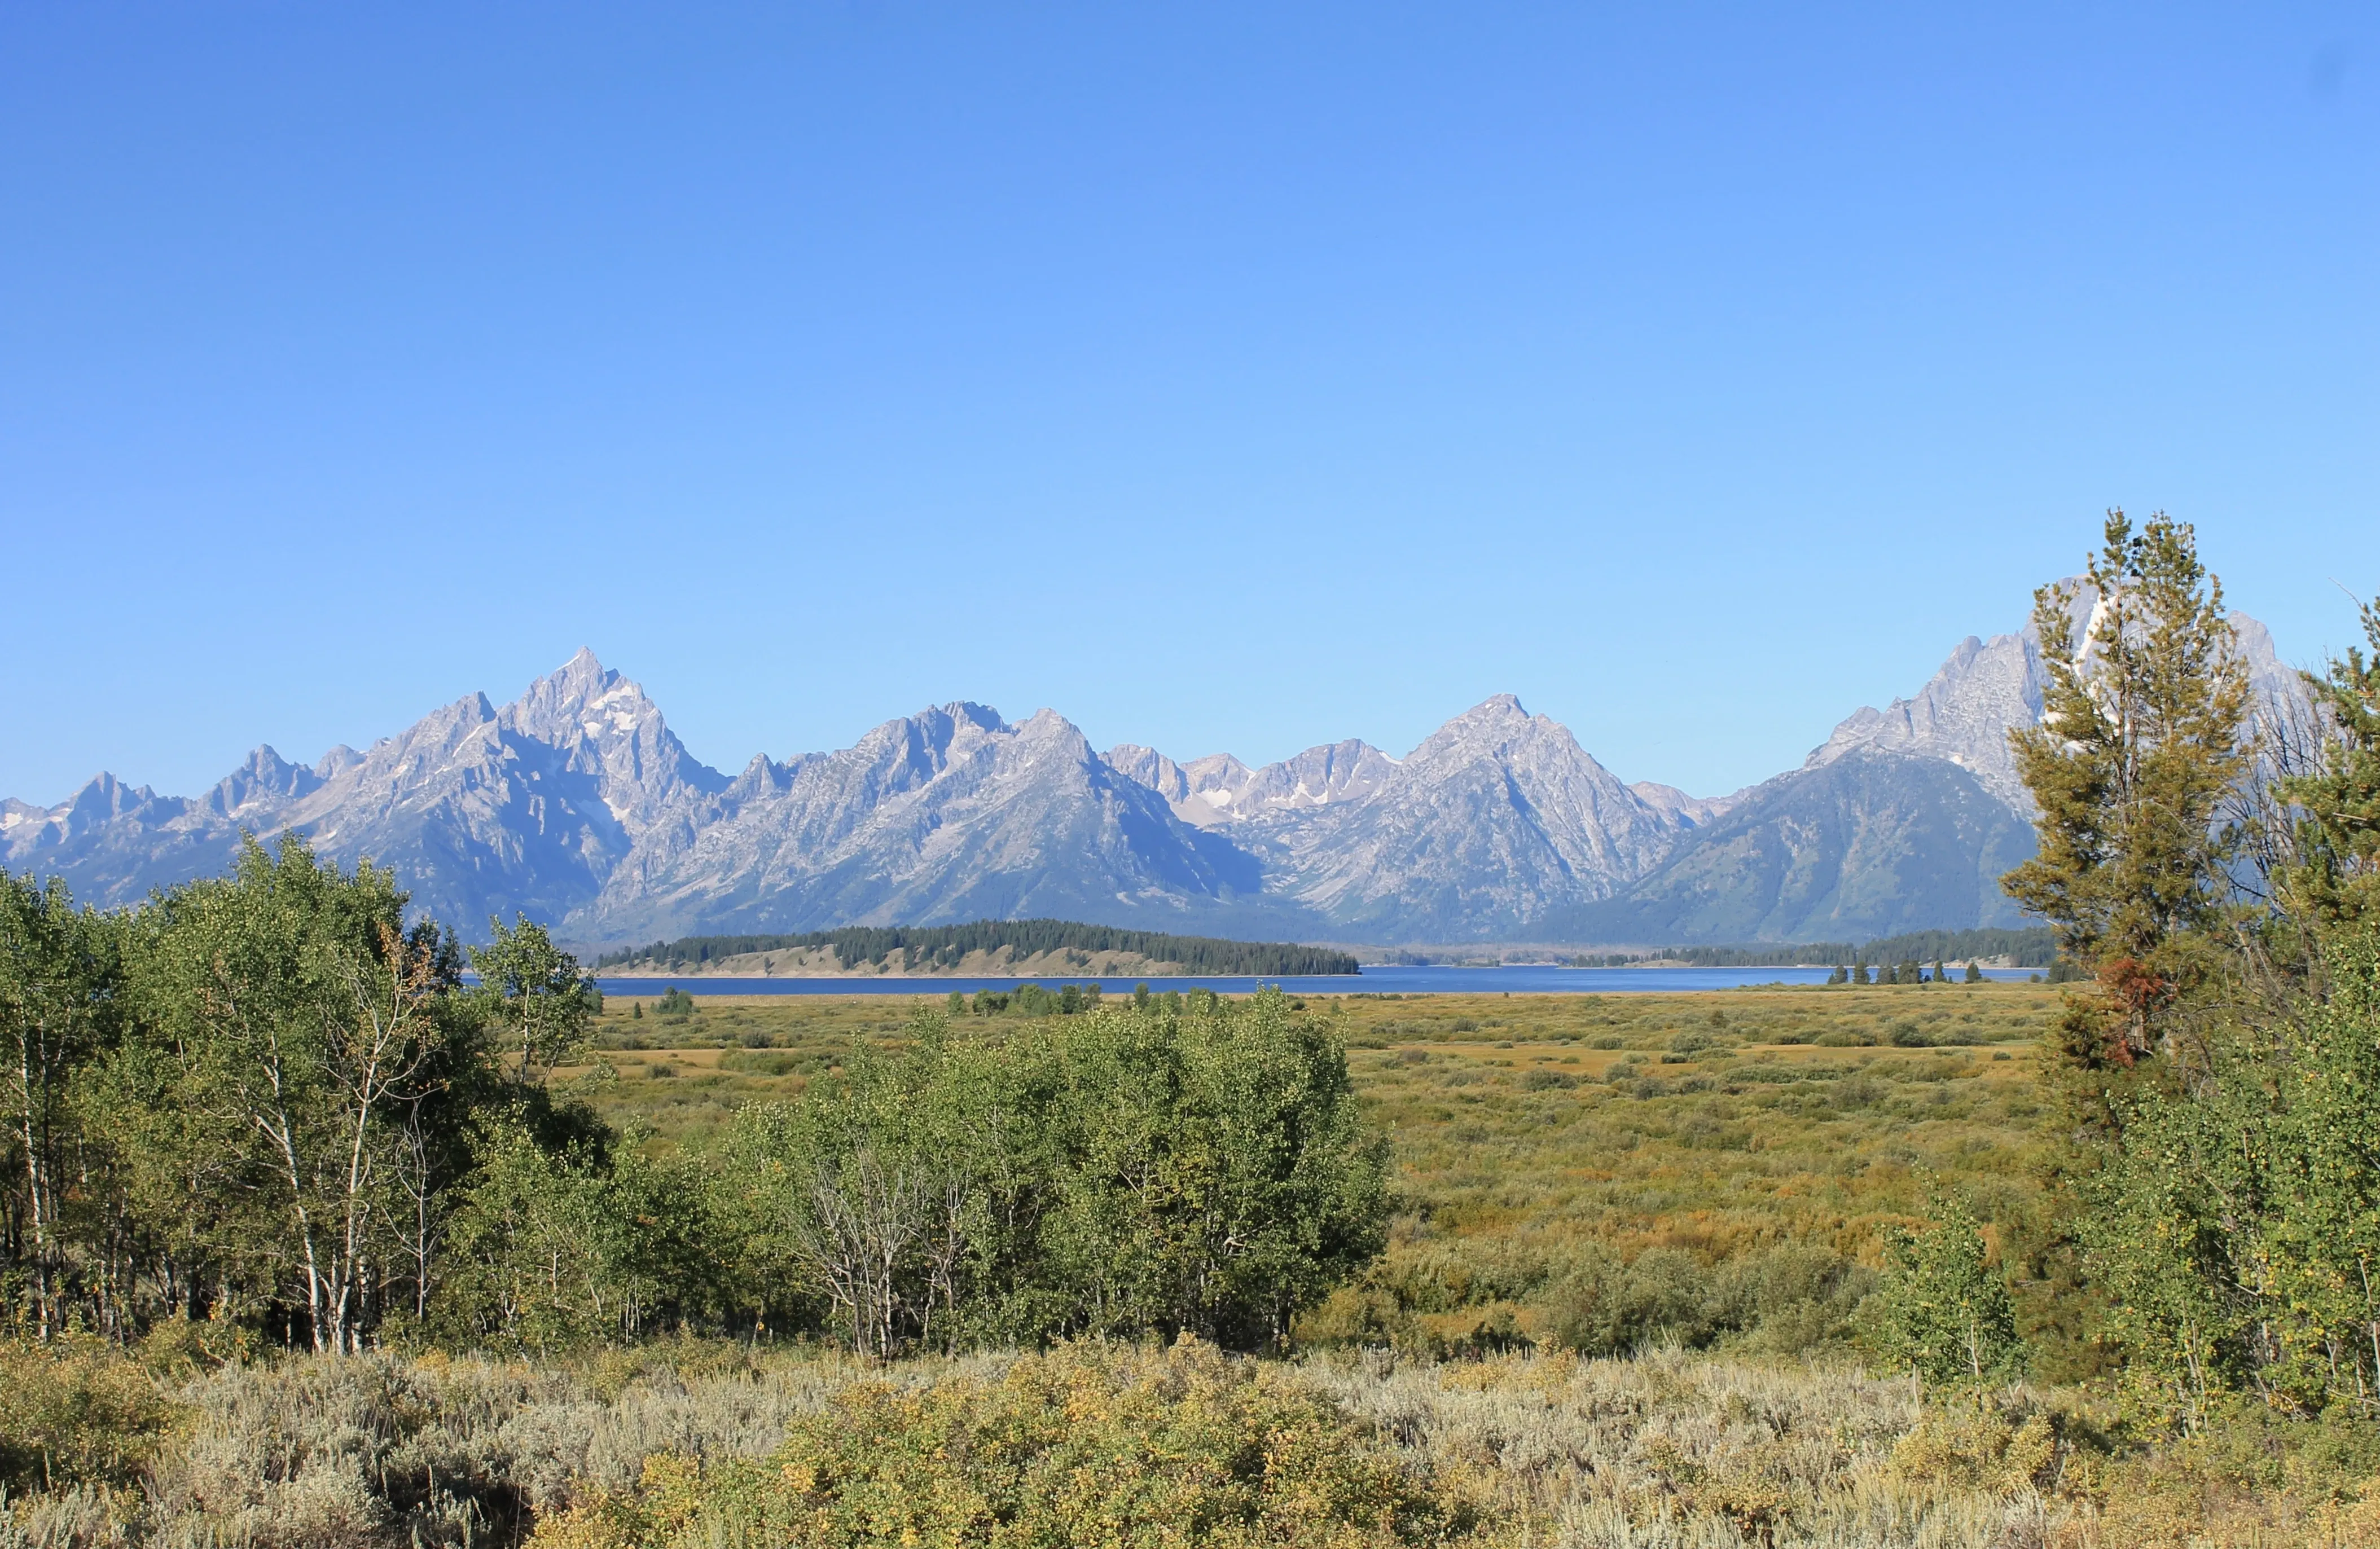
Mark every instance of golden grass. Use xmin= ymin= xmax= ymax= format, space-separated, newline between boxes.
xmin=576 ymin=983 xmax=2063 ymax=1349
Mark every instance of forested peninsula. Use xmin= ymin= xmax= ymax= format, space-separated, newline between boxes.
xmin=591 ymin=919 xmax=1360 ymax=978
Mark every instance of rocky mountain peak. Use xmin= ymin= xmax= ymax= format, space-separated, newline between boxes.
xmin=0 ymin=580 xmax=2301 ymax=948
xmin=504 ymin=648 xmax=643 ymax=742
xmin=1104 ymin=738 xmax=1392 ymax=828
xmin=1104 ymin=745 xmax=1191 ymax=804
xmin=204 ymin=745 xmax=322 ymax=820
xmin=496 ymin=651 xmax=727 ymax=830
xmin=1403 ymin=694 xmax=1558 ymax=772
xmin=1016 ymin=707 xmax=1092 ymax=747
xmin=1235 ymin=696 xmax=1696 ymax=939
xmin=571 ymin=697 xmax=1266 ymax=943
xmin=1243 ymin=740 xmax=1397 ymax=813
xmin=1806 ymin=583 xmax=2294 ymax=809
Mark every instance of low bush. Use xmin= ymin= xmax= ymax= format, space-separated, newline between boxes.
xmin=1542 ymin=1242 xmax=1874 ymax=1357
xmin=0 ymin=1337 xmax=179 ymax=1495
xmin=528 ymin=1340 xmax=1491 ymax=1549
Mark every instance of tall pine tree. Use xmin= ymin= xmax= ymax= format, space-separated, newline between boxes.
xmin=2003 ymin=510 xmax=2250 ymax=1059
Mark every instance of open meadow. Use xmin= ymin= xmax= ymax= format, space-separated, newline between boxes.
xmin=579 ymin=981 xmax=2065 ymax=1354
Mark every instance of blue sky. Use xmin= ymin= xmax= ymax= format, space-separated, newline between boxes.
xmin=4 ymin=3 xmax=2374 ymax=805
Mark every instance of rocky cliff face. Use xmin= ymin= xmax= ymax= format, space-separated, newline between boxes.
xmin=574 ymin=703 xmax=1281 ymax=943
xmin=1104 ymin=739 xmax=1398 ymax=828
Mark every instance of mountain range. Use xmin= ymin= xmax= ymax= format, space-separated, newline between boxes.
xmin=1 ymin=591 xmax=2295 ymax=949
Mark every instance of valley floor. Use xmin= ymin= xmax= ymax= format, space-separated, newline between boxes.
xmin=580 ymin=982 xmax=2063 ymax=1352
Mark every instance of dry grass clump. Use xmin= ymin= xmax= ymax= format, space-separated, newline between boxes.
xmin=1308 ymin=1347 xmax=2092 ymax=1548
xmin=0 ymin=1340 xmax=872 ymax=1548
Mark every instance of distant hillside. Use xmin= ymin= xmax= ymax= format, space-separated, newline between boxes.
xmin=1551 ymin=751 xmax=2039 ymax=945
xmin=592 ymin=919 xmax=1360 ymax=978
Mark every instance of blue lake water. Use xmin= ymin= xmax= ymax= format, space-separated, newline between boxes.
xmin=592 ymin=963 xmax=2046 ymax=998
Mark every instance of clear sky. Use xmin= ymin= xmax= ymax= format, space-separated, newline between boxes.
xmin=4 ymin=3 xmax=2374 ymax=806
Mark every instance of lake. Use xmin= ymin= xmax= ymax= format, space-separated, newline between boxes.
xmin=591 ymin=963 xmax=2047 ymax=997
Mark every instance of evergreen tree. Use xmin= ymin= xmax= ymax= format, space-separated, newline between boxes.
xmin=2003 ymin=510 xmax=2251 ymax=1059
xmin=2277 ymin=593 xmax=2380 ymax=940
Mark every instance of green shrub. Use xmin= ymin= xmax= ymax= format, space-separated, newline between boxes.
xmin=1545 ymin=1246 xmax=1709 ymax=1354
xmin=717 ymin=1048 xmax=802 ymax=1076
xmin=712 ymin=989 xmax=1389 ymax=1356
xmin=0 ymin=1338 xmax=178 ymax=1494
xmin=528 ymin=1341 xmax=1488 ymax=1549
xmin=1544 ymin=1243 xmax=1873 ymax=1358
xmin=1872 ymin=1192 xmax=2023 ymax=1384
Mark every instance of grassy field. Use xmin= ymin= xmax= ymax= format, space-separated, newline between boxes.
xmin=579 ymin=980 xmax=2065 ymax=1352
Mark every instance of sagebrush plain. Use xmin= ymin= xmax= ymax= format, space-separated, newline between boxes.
xmin=9 ymin=982 xmax=2377 ymax=1548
